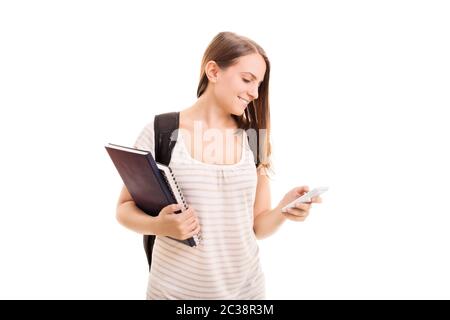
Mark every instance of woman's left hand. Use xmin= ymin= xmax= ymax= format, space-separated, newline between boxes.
xmin=277 ymin=186 xmax=322 ymax=222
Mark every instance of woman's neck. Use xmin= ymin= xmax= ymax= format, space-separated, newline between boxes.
xmin=182 ymin=95 xmax=236 ymax=130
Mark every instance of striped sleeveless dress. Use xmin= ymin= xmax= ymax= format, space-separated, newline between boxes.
xmin=134 ymin=119 xmax=265 ymax=300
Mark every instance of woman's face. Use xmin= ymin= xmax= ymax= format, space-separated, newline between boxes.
xmin=213 ymin=53 xmax=266 ymax=116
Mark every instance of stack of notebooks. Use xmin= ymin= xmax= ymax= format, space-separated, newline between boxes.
xmin=105 ymin=143 xmax=201 ymax=247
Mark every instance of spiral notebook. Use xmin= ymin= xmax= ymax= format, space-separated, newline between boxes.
xmin=105 ymin=143 xmax=201 ymax=247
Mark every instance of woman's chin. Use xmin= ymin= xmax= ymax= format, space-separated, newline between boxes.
xmin=231 ymin=110 xmax=245 ymax=117
xmin=231 ymin=106 xmax=247 ymax=116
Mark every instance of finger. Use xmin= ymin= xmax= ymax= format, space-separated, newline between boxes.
xmin=182 ymin=207 xmax=192 ymax=214
xmin=186 ymin=207 xmax=198 ymax=218
xmin=295 ymin=186 xmax=310 ymax=196
xmin=286 ymin=207 xmax=307 ymax=217
xmin=185 ymin=218 xmax=198 ymax=232
xmin=193 ymin=224 xmax=201 ymax=234
xmin=184 ymin=224 xmax=201 ymax=239
xmin=179 ymin=208 xmax=194 ymax=220
xmin=183 ymin=215 xmax=197 ymax=226
xmin=285 ymin=213 xmax=307 ymax=222
xmin=311 ymin=196 xmax=322 ymax=203
xmin=295 ymin=202 xmax=311 ymax=211
xmin=165 ymin=204 xmax=181 ymax=214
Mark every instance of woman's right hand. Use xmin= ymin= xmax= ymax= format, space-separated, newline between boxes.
xmin=155 ymin=204 xmax=201 ymax=240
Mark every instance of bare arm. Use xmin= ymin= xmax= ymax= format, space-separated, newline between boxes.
xmin=253 ymin=168 xmax=322 ymax=239
xmin=116 ymin=185 xmax=201 ymax=239
xmin=116 ymin=185 xmax=159 ymax=235
xmin=252 ymin=169 xmax=287 ymax=239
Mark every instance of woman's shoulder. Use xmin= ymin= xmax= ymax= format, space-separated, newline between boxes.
xmin=141 ymin=118 xmax=155 ymax=133
xmin=138 ymin=117 xmax=155 ymax=139
xmin=134 ymin=117 xmax=155 ymax=152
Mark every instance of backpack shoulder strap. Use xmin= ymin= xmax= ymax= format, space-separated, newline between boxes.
xmin=143 ymin=112 xmax=180 ymax=271
xmin=246 ymin=128 xmax=261 ymax=169
xmin=154 ymin=112 xmax=180 ymax=166
xmin=251 ymin=131 xmax=260 ymax=168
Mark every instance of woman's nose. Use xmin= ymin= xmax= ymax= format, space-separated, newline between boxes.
xmin=249 ymin=85 xmax=259 ymax=100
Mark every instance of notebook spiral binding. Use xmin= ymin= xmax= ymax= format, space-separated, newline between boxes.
xmin=163 ymin=167 xmax=202 ymax=246
xmin=165 ymin=168 xmax=188 ymax=210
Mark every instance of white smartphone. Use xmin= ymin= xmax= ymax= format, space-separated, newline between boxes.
xmin=281 ymin=187 xmax=329 ymax=213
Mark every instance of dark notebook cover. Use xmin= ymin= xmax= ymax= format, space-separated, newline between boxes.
xmin=105 ymin=143 xmax=198 ymax=247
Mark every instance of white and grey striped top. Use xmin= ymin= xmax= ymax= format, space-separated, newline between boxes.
xmin=134 ymin=120 xmax=265 ymax=300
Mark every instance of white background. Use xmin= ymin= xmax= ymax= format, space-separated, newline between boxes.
xmin=1 ymin=0 xmax=449 ymax=299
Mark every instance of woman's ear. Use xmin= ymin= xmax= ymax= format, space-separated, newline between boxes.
xmin=205 ymin=60 xmax=220 ymax=83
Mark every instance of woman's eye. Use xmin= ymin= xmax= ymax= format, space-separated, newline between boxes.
xmin=242 ymin=78 xmax=251 ymax=83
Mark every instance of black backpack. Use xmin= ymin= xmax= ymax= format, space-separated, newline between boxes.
xmin=143 ymin=111 xmax=260 ymax=271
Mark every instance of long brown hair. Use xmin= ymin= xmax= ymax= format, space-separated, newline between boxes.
xmin=196 ymin=31 xmax=272 ymax=171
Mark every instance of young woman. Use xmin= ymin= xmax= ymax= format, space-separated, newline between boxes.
xmin=116 ymin=31 xmax=322 ymax=299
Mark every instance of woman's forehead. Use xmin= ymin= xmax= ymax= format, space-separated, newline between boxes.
xmin=232 ymin=54 xmax=266 ymax=80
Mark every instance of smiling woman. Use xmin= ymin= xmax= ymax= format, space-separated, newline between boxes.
xmin=115 ymin=31 xmax=323 ymax=300
xmin=195 ymin=32 xmax=272 ymax=169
